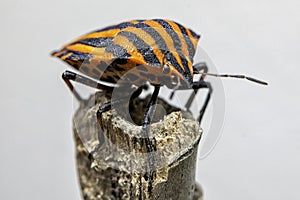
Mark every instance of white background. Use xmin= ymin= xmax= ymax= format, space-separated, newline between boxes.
xmin=0 ymin=0 xmax=299 ymax=199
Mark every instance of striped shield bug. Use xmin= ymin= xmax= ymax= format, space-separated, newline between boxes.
xmin=51 ymin=19 xmax=267 ymax=192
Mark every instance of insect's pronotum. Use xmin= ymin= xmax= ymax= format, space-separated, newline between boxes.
xmin=51 ymin=19 xmax=267 ymax=193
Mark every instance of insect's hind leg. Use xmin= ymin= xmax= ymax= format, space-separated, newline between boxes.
xmin=62 ymin=70 xmax=114 ymax=101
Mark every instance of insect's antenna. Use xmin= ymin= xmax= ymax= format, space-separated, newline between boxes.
xmin=198 ymin=72 xmax=268 ymax=85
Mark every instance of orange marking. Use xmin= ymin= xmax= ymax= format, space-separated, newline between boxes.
xmin=123 ymin=26 xmax=165 ymax=65
xmin=61 ymin=52 xmax=72 ymax=60
xmin=66 ymin=43 xmax=106 ymax=55
xmin=167 ymin=21 xmax=189 ymax=58
xmin=69 ymin=29 xmax=120 ymax=44
xmin=143 ymin=20 xmax=176 ymax=53
xmin=186 ymin=28 xmax=199 ymax=50
xmin=113 ymin=34 xmax=146 ymax=65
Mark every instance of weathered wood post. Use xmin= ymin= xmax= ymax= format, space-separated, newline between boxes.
xmin=74 ymin=91 xmax=203 ymax=200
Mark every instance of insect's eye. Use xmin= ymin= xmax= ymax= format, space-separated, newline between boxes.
xmin=163 ymin=64 xmax=170 ymax=74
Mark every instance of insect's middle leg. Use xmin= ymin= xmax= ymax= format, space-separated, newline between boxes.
xmin=142 ymin=86 xmax=160 ymax=193
xmin=89 ymin=86 xmax=146 ymax=159
xmin=96 ymin=85 xmax=146 ymax=128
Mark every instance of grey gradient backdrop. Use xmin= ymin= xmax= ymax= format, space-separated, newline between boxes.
xmin=1 ymin=0 xmax=299 ymax=199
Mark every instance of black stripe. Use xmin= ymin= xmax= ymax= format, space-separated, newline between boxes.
xmin=102 ymin=75 xmax=116 ymax=83
xmin=105 ymin=44 xmax=131 ymax=59
xmin=77 ymin=37 xmax=113 ymax=47
xmin=165 ymin=52 xmax=184 ymax=78
xmin=174 ymin=22 xmax=195 ymax=60
xmin=178 ymin=52 xmax=192 ymax=78
xmin=114 ymin=58 xmax=128 ymax=65
xmin=118 ymin=31 xmax=161 ymax=66
xmin=95 ymin=22 xmax=135 ymax=32
xmin=166 ymin=52 xmax=193 ymax=85
xmin=189 ymin=29 xmax=200 ymax=39
xmin=152 ymin=20 xmax=192 ymax=77
xmin=66 ymin=50 xmax=93 ymax=61
xmin=135 ymin=22 xmax=169 ymax=53
xmin=55 ymin=50 xmax=69 ymax=58
xmin=111 ymin=62 xmax=126 ymax=72
xmin=153 ymin=19 xmax=182 ymax=53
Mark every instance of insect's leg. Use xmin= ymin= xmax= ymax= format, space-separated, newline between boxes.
xmin=88 ymin=98 xmax=125 ymax=160
xmin=96 ymin=86 xmax=145 ymax=128
xmin=89 ymin=86 xmax=145 ymax=158
xmin=192 ymin=81 xmax=213 ymax=124
xmin=142 ymin=86 xmax=160 ymax=193
xmin=185 ymin=62 xmax=209 ymax=110
xmin=62 ymin=70 xmax=114 ymax=101
xmin=169 ymin=63 xmax=208 ymax=100
xmin=193 ymin=62 xmax=208 ymax=76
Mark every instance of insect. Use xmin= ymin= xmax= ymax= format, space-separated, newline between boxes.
xmin=51 ymin=19 xmax=267 ymax=193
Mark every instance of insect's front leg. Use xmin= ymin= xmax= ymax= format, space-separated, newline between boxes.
xmin=184 ymin=62 xmax=212 ymax=125
xmin=185 ymin=62 xmax=208 ymax=109
xmin=193 ymin=62 xmax=208 ymax=77
xmin=190 ymin=80 xmax=213 ymax=124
